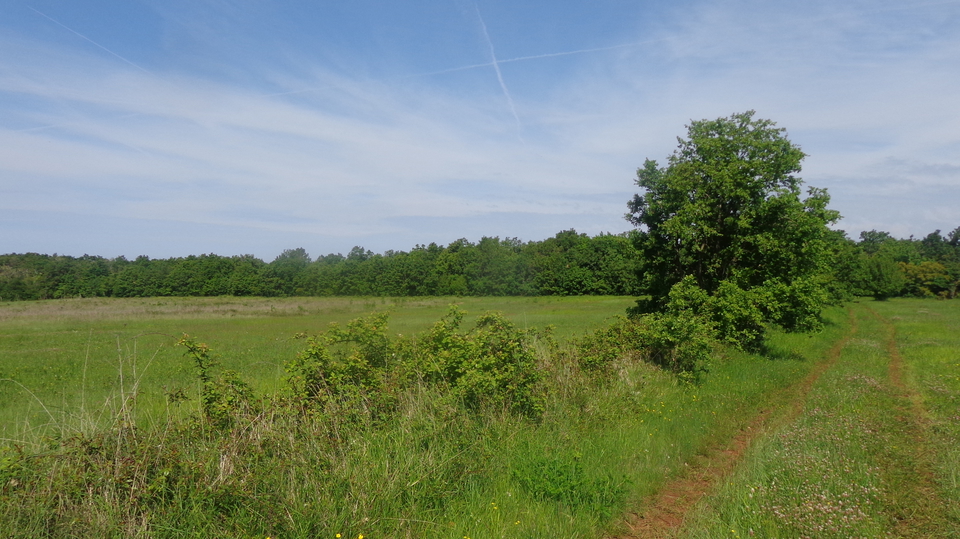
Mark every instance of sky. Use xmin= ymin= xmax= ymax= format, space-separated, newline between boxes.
xmin=2 ymin=0 xmax=959 ymax=261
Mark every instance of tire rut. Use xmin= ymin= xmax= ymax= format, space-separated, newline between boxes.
xmin=865 ymin=306 xmax=948 ymax=538
xmin=611 ymin=308 xmax=859 ymax=539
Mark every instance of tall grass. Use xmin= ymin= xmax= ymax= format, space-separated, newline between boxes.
xmin=0 ymin=298 xmax=848 ymax=537
xmin=0 ymin=296 xmax=634 ymax=442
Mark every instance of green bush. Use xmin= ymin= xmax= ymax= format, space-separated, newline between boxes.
xmin=284 ymin=312 xmax=398 ymax=423
xmin=413 ymin=307 xmax=545 ymax=417
xmin=576 ymin=315 xmax=646 ymax=372
xmin=756 ymin=277 xmax=826 ymax=333
xmin=178 ymin=336 xmax=256 ymax=428
xmin=579 ymin=279 xmax=715 ymax=378
xmin=638 ymin=311 xmax=714 ymax=378
xmin=702 ymin=280 xmax=766 ymax=351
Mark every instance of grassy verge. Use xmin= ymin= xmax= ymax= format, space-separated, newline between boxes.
xmin=679 ymin=299 xmax=960 ymax=538
xmin=0 ymin=299 xmax=849 ymax=537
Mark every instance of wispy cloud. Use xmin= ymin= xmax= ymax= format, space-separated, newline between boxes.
xmin=1 ymin=0 xmax=958 ymax=257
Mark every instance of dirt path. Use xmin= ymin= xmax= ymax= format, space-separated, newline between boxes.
xmin=866 ymin=306 xmax=948 ymax=538
xmin=611 ymin=308 xmax=859 ymax=539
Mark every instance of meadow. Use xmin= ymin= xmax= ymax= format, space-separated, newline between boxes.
xmin=0 ymin=296 xmax=956 ymax=537
xmin=0 ymin=295 xmax=632 ymax=441
xmin=678 ymin=299 xmax=960 ymax=538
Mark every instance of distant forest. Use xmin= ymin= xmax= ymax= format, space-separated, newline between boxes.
xmin=1 ymin=227 xmax=958 ymax=302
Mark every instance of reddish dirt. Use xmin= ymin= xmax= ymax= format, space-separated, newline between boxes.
xmin=611 ymin=308 xmax=859 ymax=539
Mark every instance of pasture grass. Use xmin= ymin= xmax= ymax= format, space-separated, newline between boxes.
xmin=0 ymin=295 xmax=632 ymax=442
xmin=680 ymin=299 xmax=960 ymax=538
xmin=872 ymin=298 xmax=960 ymax=530
xmin=0 ymin=297 xmax=852 ymax=537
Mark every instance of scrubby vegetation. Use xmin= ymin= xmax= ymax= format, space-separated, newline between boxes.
xmin=0 ymin=300 xmax=841 ymax=537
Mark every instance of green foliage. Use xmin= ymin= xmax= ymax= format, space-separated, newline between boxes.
xmin=861 ymin=255 xmax=906 ymax=300
xmin=840 ymin=228 xmax=960 ymax=300
xmin=177 ymin=336 xmax=255 ymax=428
xmin=413 ymin=307 xmax=545 ymax=417
xmin=626 ymin=111 xmax=839 ymax=301
xmin=580 ymin=279 xmax=715 ymax=377
xmin=284 ymin=308 xmax=545 ymax=420
xmin=284 ymin=312 xmax=397 ymax=423
xmin=857 ymin=229 xmax=894 ymax=254
xmin=625 ymin=111 xmax=841 ymax=348
xmin=511 ymin=450 xmax=628 ymax=517
xmin=754 ymin=277 xmax=827 ymax=333
xmin=576 ymin=315 xmax=648 ymax=371
xmin=1 ymin=231 xmax=644 ymax=301
xmin=634 ymin=277 xmax=715 ymax=375
xmin=702 ymin=280 xmax=766 ymax=351
xmin=528 ymin=230 xmax=641 ymax=295
xmin=899 ymin=260 xmax=954 ymax=298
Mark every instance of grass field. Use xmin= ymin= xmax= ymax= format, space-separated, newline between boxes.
xmin=677 ymin=299 xmax=960 ymax=538
xmin=0 ymin=295 xmax=634 ymax=442
xmin=1 ymin=296 xmax=956 ymax=537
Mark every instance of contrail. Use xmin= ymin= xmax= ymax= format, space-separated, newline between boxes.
xmin=406 ymin=37 xmax=669 ymax=80
xmin=28 ymin=6 xmax=150 ymax=73
xmin=265 ymin=38 xmax=666 ymax=98
xmin=500 ymin=39 xmax=670 ymax=64
xmin=474 ymin=5 xmax=522 ymax=135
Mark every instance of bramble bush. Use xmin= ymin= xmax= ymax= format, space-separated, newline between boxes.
xmin=285 ymin=308 xmax=546 ymax=420
xmin=178 ymin=336 xmax=256 ymax=428
xmin=284 ymin=312 xmax=399 ymax=424
xmin=1 ymin=304 xmax=727 ymax=536
xmin=577 ymin=280 xmax=714 ymax=378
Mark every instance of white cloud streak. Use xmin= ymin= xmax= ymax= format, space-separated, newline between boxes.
xmin=27 ymin=6 xmax=150 ymax=74
xmin=473 ymin=4 xmax=522 ymax=136
xmin=1 ymin=0 xmax=958 ymax=257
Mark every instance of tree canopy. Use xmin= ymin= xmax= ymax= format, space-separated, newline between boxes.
xmin=626 ymin=111 xmax=841 ymax=346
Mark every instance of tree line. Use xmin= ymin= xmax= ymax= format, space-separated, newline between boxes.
xmin=2 ymin=111 xmax=958 ymax=305
xmin=0 ymin=230 xmax=641 ymax=301
xmin=839 ymin=227 xmax=960 ymax=300
xmin=1 ymin=226 xmax=957 ymax=303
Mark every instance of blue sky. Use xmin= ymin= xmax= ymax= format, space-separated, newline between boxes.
xmin=2 ymin=0 xmax=958 ymax=260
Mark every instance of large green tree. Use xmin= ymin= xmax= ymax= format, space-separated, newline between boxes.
xmin=626 ymin=111 xmax=840 ymax=342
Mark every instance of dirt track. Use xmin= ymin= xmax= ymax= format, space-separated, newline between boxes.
xmin=612 ymin=308 xmax=859 ymax=539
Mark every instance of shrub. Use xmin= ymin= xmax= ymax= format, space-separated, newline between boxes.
xmin=413 ymin=307 xmax=545 ymax=417
xmin=579 ymin=279 xmax=715 ymax=378
xmin=178 ymin=336 xmax=255 ymax=428
xmin=702 ymin=280 xmax=766 ymax=351
xmin=576 ymin=315 xmax=647 ymax=372
xmin=284 ymin=312 xmax=398 ymax=423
